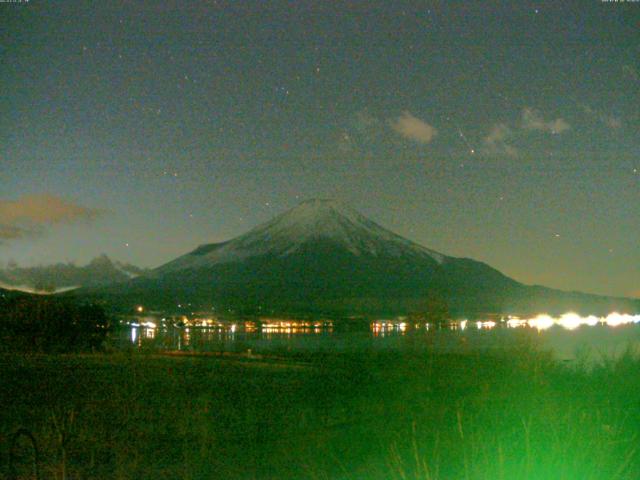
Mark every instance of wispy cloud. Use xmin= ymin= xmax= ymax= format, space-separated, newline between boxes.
xmin=482 ymin=123 xmax=518 ymax=157
xmin=0 ymin=194 xmax=102 ymax=241
xmin=389 ymin=111 xmax=437 ymax=144
xmin=580 ymin=104 xmax=622 ymax=129
xmin=521 ymin=107 xmax=570 ymax=134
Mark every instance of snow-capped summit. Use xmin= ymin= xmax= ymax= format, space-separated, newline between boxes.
xmin=85 ymin=200 xmax=639 ymax=317
xmin=154 ymin=199 xmax=445 ymax=275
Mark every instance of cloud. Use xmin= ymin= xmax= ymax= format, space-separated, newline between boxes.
xmin=580 ymin=104 xmax=622 ymax=129
xmin=485 ymin=123 xmax=510 ymax=144
xmin=483 ymin=123 xmax=518 ymax=157
xmin=0 ymin=194 xmax=102 ymax=241
xmin=521 ymin=107 xmax=570 ymax=134
xmin=389 ymin=111 xmax=437 ymax=144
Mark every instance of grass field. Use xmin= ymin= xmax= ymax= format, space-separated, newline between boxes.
xmin=1 ymin=346 xmax=640 ymax=479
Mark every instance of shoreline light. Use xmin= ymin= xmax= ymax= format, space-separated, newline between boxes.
xmin=528 ymin=314 xmax=555 ymax=331
xmin=502 ymin=312 xmax=640 ymax=331
xmin=557 ymin=312 xmax=582 ymax=331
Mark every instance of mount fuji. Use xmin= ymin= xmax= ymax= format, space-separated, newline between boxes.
xmin=84 ymin=199 xmax=638 ymax=317
xmin=154 ymin=199 xmax=446 ymax=275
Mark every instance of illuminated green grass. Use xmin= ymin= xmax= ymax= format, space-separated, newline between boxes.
xmin=1 ymin=348 xmax=639 ymax=479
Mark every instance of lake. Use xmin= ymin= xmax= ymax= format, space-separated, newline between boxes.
xmin=117 ymin=312 xmax=640 ymax=363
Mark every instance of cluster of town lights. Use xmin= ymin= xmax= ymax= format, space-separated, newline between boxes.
xmin=453 ymin=313 xmax=640 ymax=332
xmin=503 ymin=312 xmax=640 ymax=331
xmin=129 ymin=309 xmax=640 ymax=336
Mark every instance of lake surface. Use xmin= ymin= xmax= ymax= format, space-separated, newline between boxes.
xmin=116 ymin=314 xmax=640 ymax=363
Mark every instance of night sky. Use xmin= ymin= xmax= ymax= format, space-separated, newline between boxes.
xmin=1 ymin=1 xmax=638 ymax=298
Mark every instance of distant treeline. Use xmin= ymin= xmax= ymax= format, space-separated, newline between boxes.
xmin=0 ymin=294 xmax=111 ymax=353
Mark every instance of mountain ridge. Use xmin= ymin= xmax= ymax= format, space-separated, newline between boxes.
xmin=77 ymin=200 xmax=639 ymax=317
xmin=0 ymin=255 xmax=149 ymax=293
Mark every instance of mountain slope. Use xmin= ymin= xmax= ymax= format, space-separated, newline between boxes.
xmin=84 ymin=200 xmax=639 ymax=317
xmin=153 ymin=199 xmax=445 ymax=275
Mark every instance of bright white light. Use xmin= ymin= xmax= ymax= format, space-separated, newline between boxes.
xmin=476 ymin=321 xmax=496 ymax=330
xmin=584 ymin=315 xmax=600 ymax=327
xmin=460 ymin=320 xmax=467 ymax=331
xmin=528 ymin=314 xmax=554 ymax=331
xmin=518 ymin=312 xmax=640 ymax=330
xmin=558 ymin=312 xmax=582 ymax=331
xmin=506 ymin=318 xmax=527 ymax=328
xmin=604 ymin=312 xmax=640 ymax=327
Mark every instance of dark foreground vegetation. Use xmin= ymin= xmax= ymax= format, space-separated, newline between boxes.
xmin=0 ymin=295 xmax=110 ymax=353
xmin=1 ymin=346 xmax=640 ymax=480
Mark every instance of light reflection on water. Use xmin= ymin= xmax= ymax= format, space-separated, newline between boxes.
xmin=117 ymin=312 xmax=640 ymax=362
